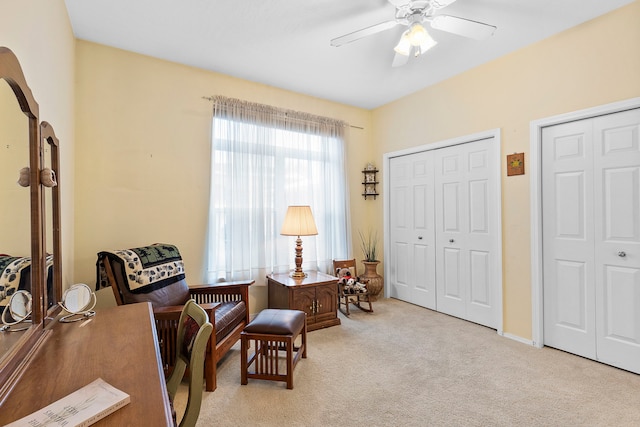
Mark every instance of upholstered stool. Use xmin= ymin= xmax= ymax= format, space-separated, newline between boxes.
xmin=241 ymin=309 xmax=307 ymax=389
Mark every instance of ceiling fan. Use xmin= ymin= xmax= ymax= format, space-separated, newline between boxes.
xmin=330 ymin=0 xmax=496 ymax=67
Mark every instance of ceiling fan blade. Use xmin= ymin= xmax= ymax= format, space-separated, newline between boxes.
xmin=430 ymin=15 xmax=496 ymax=40
xmin=392 ymin=51 xmax=410 ymax=67
xmin=387 ymin=0 xmax=411 ymax=7
xmin=331 ymin=20 xmax=399 ymax=47
xmin=431 ymin=0 xmax=457 ymax=9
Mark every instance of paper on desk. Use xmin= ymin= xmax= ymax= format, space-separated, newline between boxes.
xmin=5 ymin=377 xmax=130 ymax=427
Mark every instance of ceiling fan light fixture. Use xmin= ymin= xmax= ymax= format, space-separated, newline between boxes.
xmin=407 ymin=22 xmax=428 ymax=46
xmin=330 ymin=0 xmax=495 ymax=67
xmin=418 ymin=32 xmax=438 ymax=54
xmin=393 ymin=32 xmax=412 ymax=56
xmin=394 ymin=22 xmax=437 ymax=58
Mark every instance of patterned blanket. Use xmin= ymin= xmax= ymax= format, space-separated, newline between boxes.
xmin=96 ymin=243 xmax=185 ymax=293
xmin=0 ymin=256 xmax=31 ymax=306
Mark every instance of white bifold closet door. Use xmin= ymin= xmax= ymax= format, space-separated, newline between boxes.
xmin=542 ymin=108 xmax=640 ymax=374
xmin=388 ymin=151 xmax=436 ymax=309
xmin=434 ymin=139 xmax=496 ymax=328
xmin=388 ymin=137 xmax=498 ymax=329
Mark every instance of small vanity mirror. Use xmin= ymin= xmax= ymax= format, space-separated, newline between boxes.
xmin=1 ymin=290 xmax=33 ymax=332
xmin=59 ymin=284 xmax=96 ymax=323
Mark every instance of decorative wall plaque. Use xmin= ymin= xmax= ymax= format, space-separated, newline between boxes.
xmin=507 ymin=153 xmax=525 ymax=176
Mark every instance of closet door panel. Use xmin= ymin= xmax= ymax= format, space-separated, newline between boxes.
xmin=409 ymin=153 xmax=436 ymax=308
xmin=389 ymin=167 xmax=411 ymax=301
xmin=393 ymin=242 xmax=410 ymax=293
xmin=436 ymin=145 xmax=468 ymax=318
xmin=469 ymin=250 xmax=490 ymax=307
xmin=441 ymin=247 xmax=464 ymax=317
xmin=593 ymin=108 xmax=640 ymax=373
xmin=542 ymin=120 xmax=596 ymax=358
xmin=465 ymin=143 xmax=495 ymax=326
xmin=412 ymin=243 xmax=432 ymax=297
xmin=389 ymin=152 xmax=436 ymax=308
xmin=435 ymin=140 xmax=497 ymax=327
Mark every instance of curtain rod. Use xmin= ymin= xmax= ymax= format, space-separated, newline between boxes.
xmin=201 ymin=96 xmax=364 ymax=130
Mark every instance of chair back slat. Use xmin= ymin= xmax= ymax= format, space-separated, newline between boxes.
xmin=156 ymin=317 xmax=179 ymax=374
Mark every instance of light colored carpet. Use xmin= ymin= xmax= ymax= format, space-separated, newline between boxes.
xmin=173 ymin=298 xmax=640 ymax=426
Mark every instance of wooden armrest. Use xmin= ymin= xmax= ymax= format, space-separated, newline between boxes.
xmin=153 ymin=302 xmax=220 ymax=322
xmin=189 ymin=280 xmax=255 ymax=290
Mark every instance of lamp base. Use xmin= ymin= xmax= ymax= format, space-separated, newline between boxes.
xmin=290 ymin=270 xmax=307 ymax=279
xmin=289 ymin=236 xmax=307 ymax=279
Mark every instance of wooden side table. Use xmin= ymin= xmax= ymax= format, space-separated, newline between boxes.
xmin=267 ymin=271 xmax=340 ymax=331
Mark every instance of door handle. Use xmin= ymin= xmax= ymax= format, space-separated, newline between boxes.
xmin=618 ymin=251 xmax=626 ymax=258
xmin=449 ymin=239 xmax=455 ymax=243
xmin=418 ymin=236 xmax=423 ymax=240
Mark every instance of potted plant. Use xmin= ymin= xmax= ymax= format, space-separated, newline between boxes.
xmin=358 ymin=229 xmax=378 ymax=262
xmin=358 ymin=229 xmax=383 ymax=300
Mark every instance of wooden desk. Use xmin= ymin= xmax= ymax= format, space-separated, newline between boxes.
xmin=0 ymin=303 xmax=174 ymax=426
xmin=267 ymin=271 xmax=340 ymax=331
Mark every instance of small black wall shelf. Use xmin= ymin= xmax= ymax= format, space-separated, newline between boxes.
xmin=362 ymin=168 xmax=379 ymax=200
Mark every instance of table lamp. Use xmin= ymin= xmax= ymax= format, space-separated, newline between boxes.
xmin=280 ymin=205 xmax=318 ymax=278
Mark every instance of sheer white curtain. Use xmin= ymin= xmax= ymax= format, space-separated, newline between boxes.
xmin=204 ymin=97 xmax=350 ymax=284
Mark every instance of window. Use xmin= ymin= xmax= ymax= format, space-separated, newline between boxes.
xmin=205 ymin=97 xmax=350 ymax=283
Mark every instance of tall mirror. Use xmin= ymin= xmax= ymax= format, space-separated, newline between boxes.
xmin=0 ymin=47 xmax=45 ymax=401
xmin=41 ymin=121 xmax=62 ymax=322
xmin=0 ymin=75 xmax=30 ymax=337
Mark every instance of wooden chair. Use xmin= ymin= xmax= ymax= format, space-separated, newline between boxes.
xmin=97 ymin=243 xmax=253 ymax=392
xmin=332 ymin=259 xmax=373 ymax=316
xmin=166 ymin=300 xmax=213 ymax=427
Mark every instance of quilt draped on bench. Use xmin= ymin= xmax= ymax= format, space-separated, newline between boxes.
xmin=96 ymin=243 xmax=185 ymax=293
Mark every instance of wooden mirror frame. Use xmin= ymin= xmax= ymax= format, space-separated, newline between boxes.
xmin=41 ymin=121 xmax=62 ymax=323
xmin=0 ymin=47 xmax=48 ymax=403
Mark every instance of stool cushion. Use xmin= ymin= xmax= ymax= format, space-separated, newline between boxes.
xmin=244 ymin=309 xmax=305 ymax=335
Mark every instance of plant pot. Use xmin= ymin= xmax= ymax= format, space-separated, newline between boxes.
xmin=361 ymin=260 xmax=383 ymax=301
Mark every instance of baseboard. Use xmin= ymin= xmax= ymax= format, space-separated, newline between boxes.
xmin=500 ymin=331 xmax=535 ymax=346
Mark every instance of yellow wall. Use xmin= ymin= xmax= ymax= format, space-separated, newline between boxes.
xmin=0 ymin=0 xmax=76 ymax=287
xmin=73 ymin=41 xmax=373 ymax=310
xmin=372 ymin=1 xmax=640 ymax=339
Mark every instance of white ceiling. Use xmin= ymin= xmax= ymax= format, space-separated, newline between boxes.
xmin=64 ymin=0 xmax=634 ymax=110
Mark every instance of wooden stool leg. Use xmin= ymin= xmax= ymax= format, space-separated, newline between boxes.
xmin=301 ymin=321 xmax=307 ymax=358
xmin=286 ymin=335 xmax=294 ymax=389
xmin=241 ymin=333 xmax=248 ymax=385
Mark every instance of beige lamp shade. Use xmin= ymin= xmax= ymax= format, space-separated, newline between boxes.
xmin=280 ymin=206 xmax=318 ymax=236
